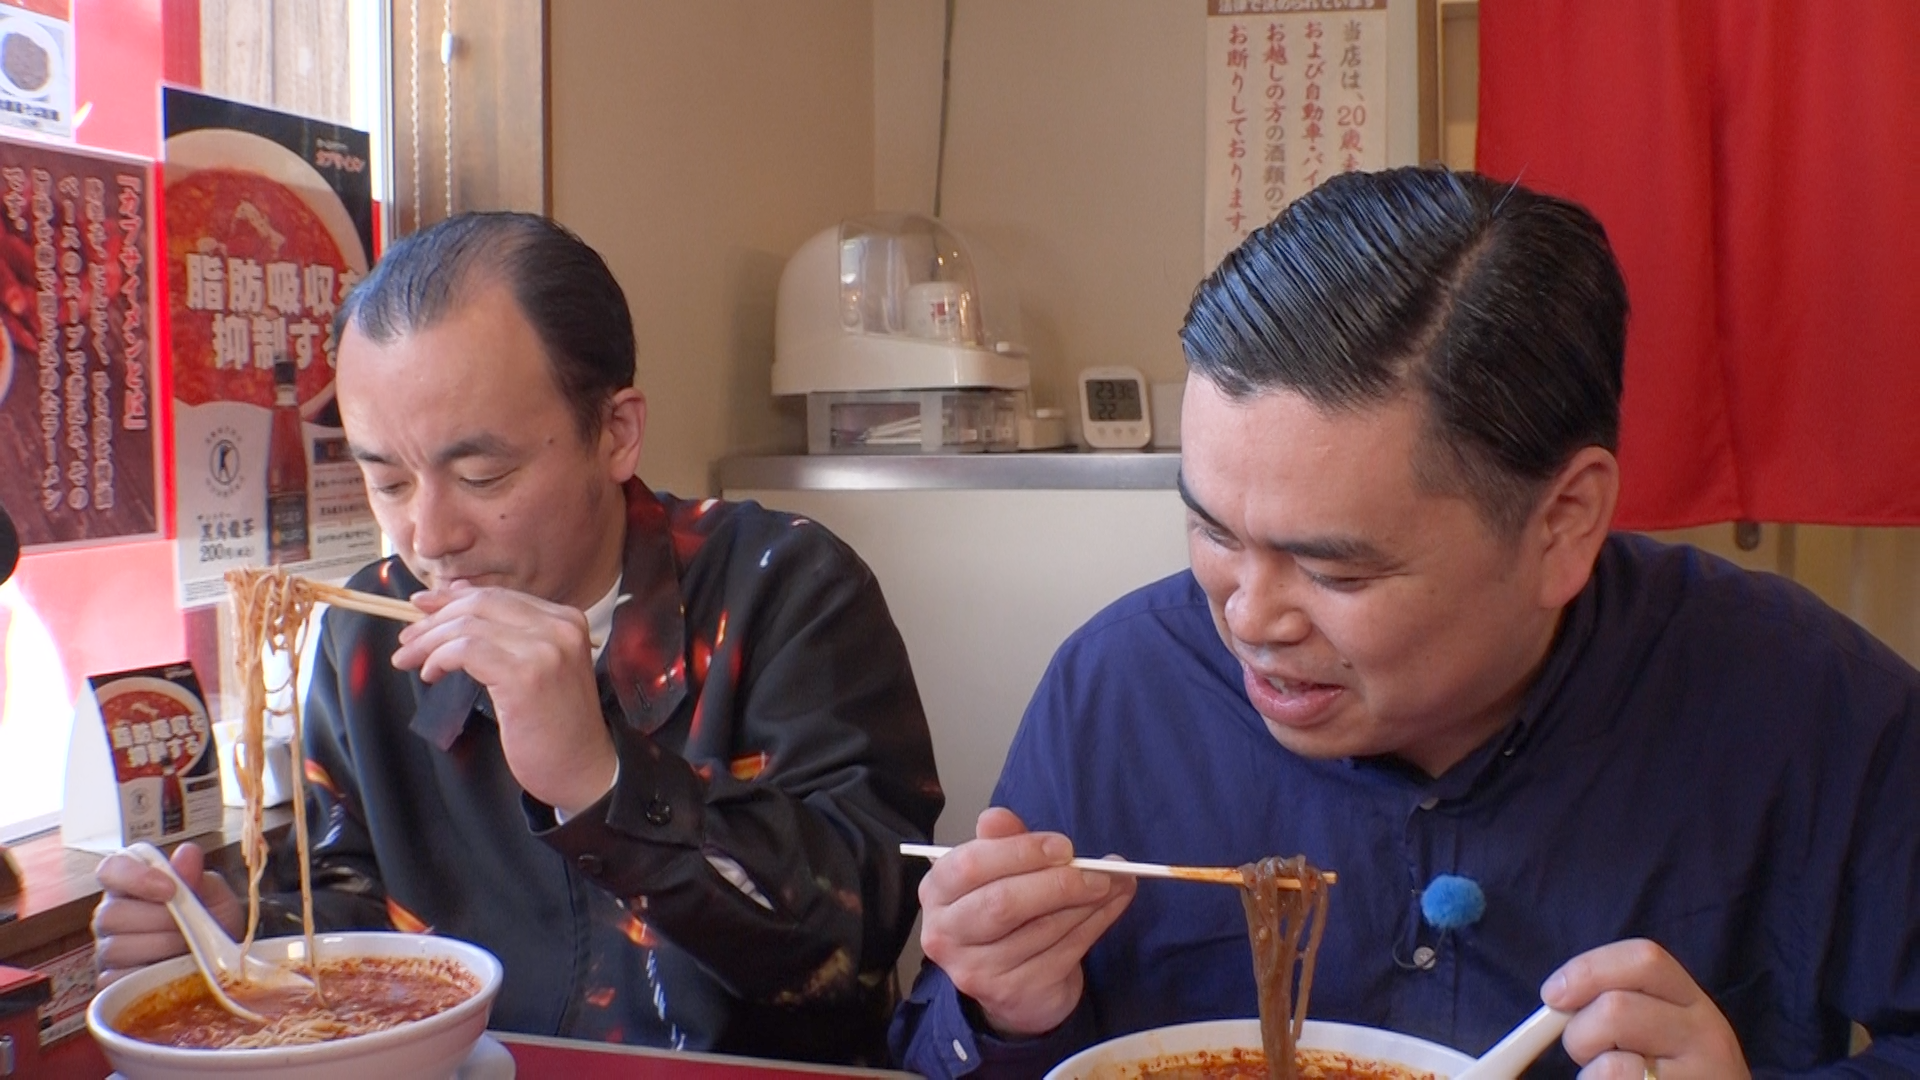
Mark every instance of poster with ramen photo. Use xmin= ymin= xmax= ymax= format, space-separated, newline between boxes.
xmin=0 ymin=1 xmax=74 ymax=138
xmin=163 ymin=88 xmax=377 ymax=607
xmin=0 ymin=135 xmax=157 ymax=548
xmin=61 ymin=661 xmax=222 ymax=852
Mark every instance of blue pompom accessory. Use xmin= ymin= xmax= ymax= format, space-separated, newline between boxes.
xmin=1420 ymin=875 xmax=1486 ymax=930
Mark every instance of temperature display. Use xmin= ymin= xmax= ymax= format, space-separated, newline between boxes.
xmin=1086 ymin=378 xmax=1144 ymax=422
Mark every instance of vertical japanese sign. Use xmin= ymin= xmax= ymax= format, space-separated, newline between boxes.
xmin=0 ymin=137 xmax=156 ymax=546
xmin=0 ymin=1 xmax=74 ymax=139
xmin=163 ymin=88 xmax=376 ymax=606
xmin=1205 ymin=0 xmax=1389 ymax=271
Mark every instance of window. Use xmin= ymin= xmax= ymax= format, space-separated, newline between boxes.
xmin=0 ymin=0 xmax=390 ymax=842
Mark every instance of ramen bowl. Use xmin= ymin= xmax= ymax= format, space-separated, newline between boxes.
xmin=1047 ymin=1018 xmax=1476 ymax=1079
xmin=88 ymin=931 xmax=502 ymax=1080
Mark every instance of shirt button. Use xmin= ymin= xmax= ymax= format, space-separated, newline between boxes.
xmin=644 ymin=798 xmax=673 ymax=826
xmin=1417 ymin=797 xmax=1438 ymax=811
xmin=1412 ymin=945 xmax=1437 ymax=969
xmin=576 ymin=853 xmax=605 ymax=876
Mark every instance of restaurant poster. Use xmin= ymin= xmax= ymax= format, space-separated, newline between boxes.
xmin=0 ymin=135 xmax=157 ymax=547
xmin=31 ymin=941 xmax=92 ymax=1047
xmin=0 ymin=1 xmax=74 ymax=139
xmin=1205 ymin=0 xmax=1390 ymax=271
xmin=60 ymin=660 xmax=222 ymax=853
xmin=163 ymin=87 xmax=377 ymax=607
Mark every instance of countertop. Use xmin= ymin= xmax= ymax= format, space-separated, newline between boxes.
xmin=717 ymin=450 xmax=1180 ymax=492
xmin=0 ymin=807 xmax=292 ymax=966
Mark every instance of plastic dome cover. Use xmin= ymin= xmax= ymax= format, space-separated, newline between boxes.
xmin=774 ymin=212 xmax=1030 ymax=395
xmin=836 ymin=213 xmax=1021 ymax=350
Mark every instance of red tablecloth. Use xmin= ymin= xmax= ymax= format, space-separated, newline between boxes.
xmin=39 ymin=1029 xmax=921 ymax=1079
xmin=498 ymin=1033 xmax=917 ymax=1079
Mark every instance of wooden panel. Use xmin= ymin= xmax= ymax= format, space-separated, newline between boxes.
xmin=392 ymin=0 xmax=547 ymax=234
xmin=1791 ymin=523 xmax=1859 ymax=613
xmin=1827 ymin=527 xmax=1920 ymax=665
xmin=269 ymin=0 xmax=351 ymax=122
xmin=1435 ymin=0 xmax=1477 ymax=170
xmin=0 ymin=808 xmax=292 ymax=967
xmin=198 ymin=0 xmax=349 ymax=120
xmin=1643 ymin=522 xmax=1920 ymax=667
xmin=199 ymin=0 xmax=276 ymax=106
xmin=1638 ymin=522 xmax=1784 ymax=575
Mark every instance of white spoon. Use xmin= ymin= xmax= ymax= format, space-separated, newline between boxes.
xmin=122 ymin=842 xmax=314 ymax=1022
xmin=1451 ymin=1004 xmax=1573 ymax=1080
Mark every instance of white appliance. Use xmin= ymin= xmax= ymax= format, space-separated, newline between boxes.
xmin=773 ymin=213 xmax=1047 ymax=454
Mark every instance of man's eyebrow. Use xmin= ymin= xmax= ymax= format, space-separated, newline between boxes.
xmin=1176 ymin=471 xmax=1227 ymax=530
xmin=431 ymin=434 xmax=516 ymax=467
xmin=1175 ymin=470 xmax=1395 ymax=568
xmin=348 ymin=434 xmax=516 ymax=469
xmin=1276 ymin=534 xmax=1395 ymax=568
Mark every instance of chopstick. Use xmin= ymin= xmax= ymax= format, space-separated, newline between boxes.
xmin=299 ymin=578 xmax=605 ymax=647
xmin=302 ymin=579 xmax=426 ymax=624
xmin=899 ymin=843 xmax=1335 ymax=888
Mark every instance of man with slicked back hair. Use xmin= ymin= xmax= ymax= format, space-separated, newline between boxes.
xmin=895 ymin=169 xmax=1920 ymax=1078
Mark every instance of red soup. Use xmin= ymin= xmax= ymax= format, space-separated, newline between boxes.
xmin=114 ymin=955 xmax=478 ymax=1050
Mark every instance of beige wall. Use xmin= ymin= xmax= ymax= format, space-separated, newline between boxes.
xmin=880 ymin=0 xmax=1210 ymax=427
xmin=550 ymin=1 xmax=1222 ymax=483
xmin=874 ymin=0 xmax=1420 ymax=435
xmin=548 ymin=1 xmax=875 ymax=497
xmin=550 ymin=1 xmax=1422 ymax=478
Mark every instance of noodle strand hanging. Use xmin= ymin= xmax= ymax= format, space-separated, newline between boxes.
xmin=224 ymin=566 xmax=326 ymax=1001
xmin=1238 ymin=855 xmax=1331 ymax=1080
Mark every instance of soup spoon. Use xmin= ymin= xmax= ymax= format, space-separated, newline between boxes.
xmin=1452 ymin=1004 xmax=1573 ymax=1080
xmin=122 ymin=842 xmax=314 ymax=1022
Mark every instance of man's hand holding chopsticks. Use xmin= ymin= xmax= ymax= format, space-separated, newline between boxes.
xmin=391 ymin=581 xmax=616 ymax=817
xmin=916 ymin=807 xmax=1136 ymax=1040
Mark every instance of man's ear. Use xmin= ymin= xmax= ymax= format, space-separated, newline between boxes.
xmin=603 ymin=387 xmax=647 ymax=482
xmin=1532 ymin=446 xmax=1619 ymax=608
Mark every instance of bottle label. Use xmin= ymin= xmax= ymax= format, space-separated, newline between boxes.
xmin=268 ymin=491 xmax=310 ymax=561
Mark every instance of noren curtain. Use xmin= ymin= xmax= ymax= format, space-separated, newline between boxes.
xmin=1476 ymin=1 xmax=1920 ymax=529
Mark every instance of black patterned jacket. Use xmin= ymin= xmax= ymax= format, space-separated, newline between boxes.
xmin=258 ymin=479 xmax=943 ymax=1065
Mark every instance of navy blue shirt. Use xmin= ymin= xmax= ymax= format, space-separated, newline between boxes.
xmin=893 ymin=536 xmax=1920 ymax=1077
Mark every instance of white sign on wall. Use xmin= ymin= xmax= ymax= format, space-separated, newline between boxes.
xmin=1204 ymin=0 xmax=1391 ymax=272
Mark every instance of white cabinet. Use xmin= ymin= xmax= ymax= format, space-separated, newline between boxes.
xmin=724 ymin=453 xmax=1191 ymax=985
xmin=725 ymin=480 xmax=1188 ymax=842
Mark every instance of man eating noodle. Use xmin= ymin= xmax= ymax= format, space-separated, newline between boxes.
xmin=892 ymin=168 xmax=1920 ymax=1077
xmin=93 ymin=212 xmax=943 ymax=1065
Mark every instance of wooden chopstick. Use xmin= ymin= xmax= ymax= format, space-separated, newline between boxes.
xmin=302 ymin=579 xmax=426 ymax=624
xmin=899 ymin=843 xmax=1335 ymax=888
xmin=299 ymin=577 xmax=607 ymax=647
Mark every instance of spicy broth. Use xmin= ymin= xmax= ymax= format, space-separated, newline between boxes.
xmin=114 ymin=955 xmax=478 ymax=1050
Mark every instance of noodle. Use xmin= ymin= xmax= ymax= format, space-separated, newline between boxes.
xmin=222 ymin=567 xmax=326 ymax=1000
xmin=114 ymin=569 xmax=479 ymax=1051
xmin=1237 ymin=856 xmax=1331 ymax=1080
xmin=1134 ymin=1048 xmax=1435 ymax=1079
xmin=116 ymin=955 xmax=478 ymax=1050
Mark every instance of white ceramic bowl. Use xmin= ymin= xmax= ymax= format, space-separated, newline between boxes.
xmin=1046 ymin=1018 xmax=1475 ymax=1079
xmin=88 ymin=931 xmax=502 ymax=1080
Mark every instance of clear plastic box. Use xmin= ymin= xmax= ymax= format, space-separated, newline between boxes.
xmin=806 ymin=390 xmax=1020 ymax=455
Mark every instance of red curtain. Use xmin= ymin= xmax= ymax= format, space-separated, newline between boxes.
xmin=1476 ymin=1 xmax=1920 ymax=529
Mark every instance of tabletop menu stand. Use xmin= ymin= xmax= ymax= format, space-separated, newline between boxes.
xmin=0 ymin=964 xmax=50 ymax=1078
